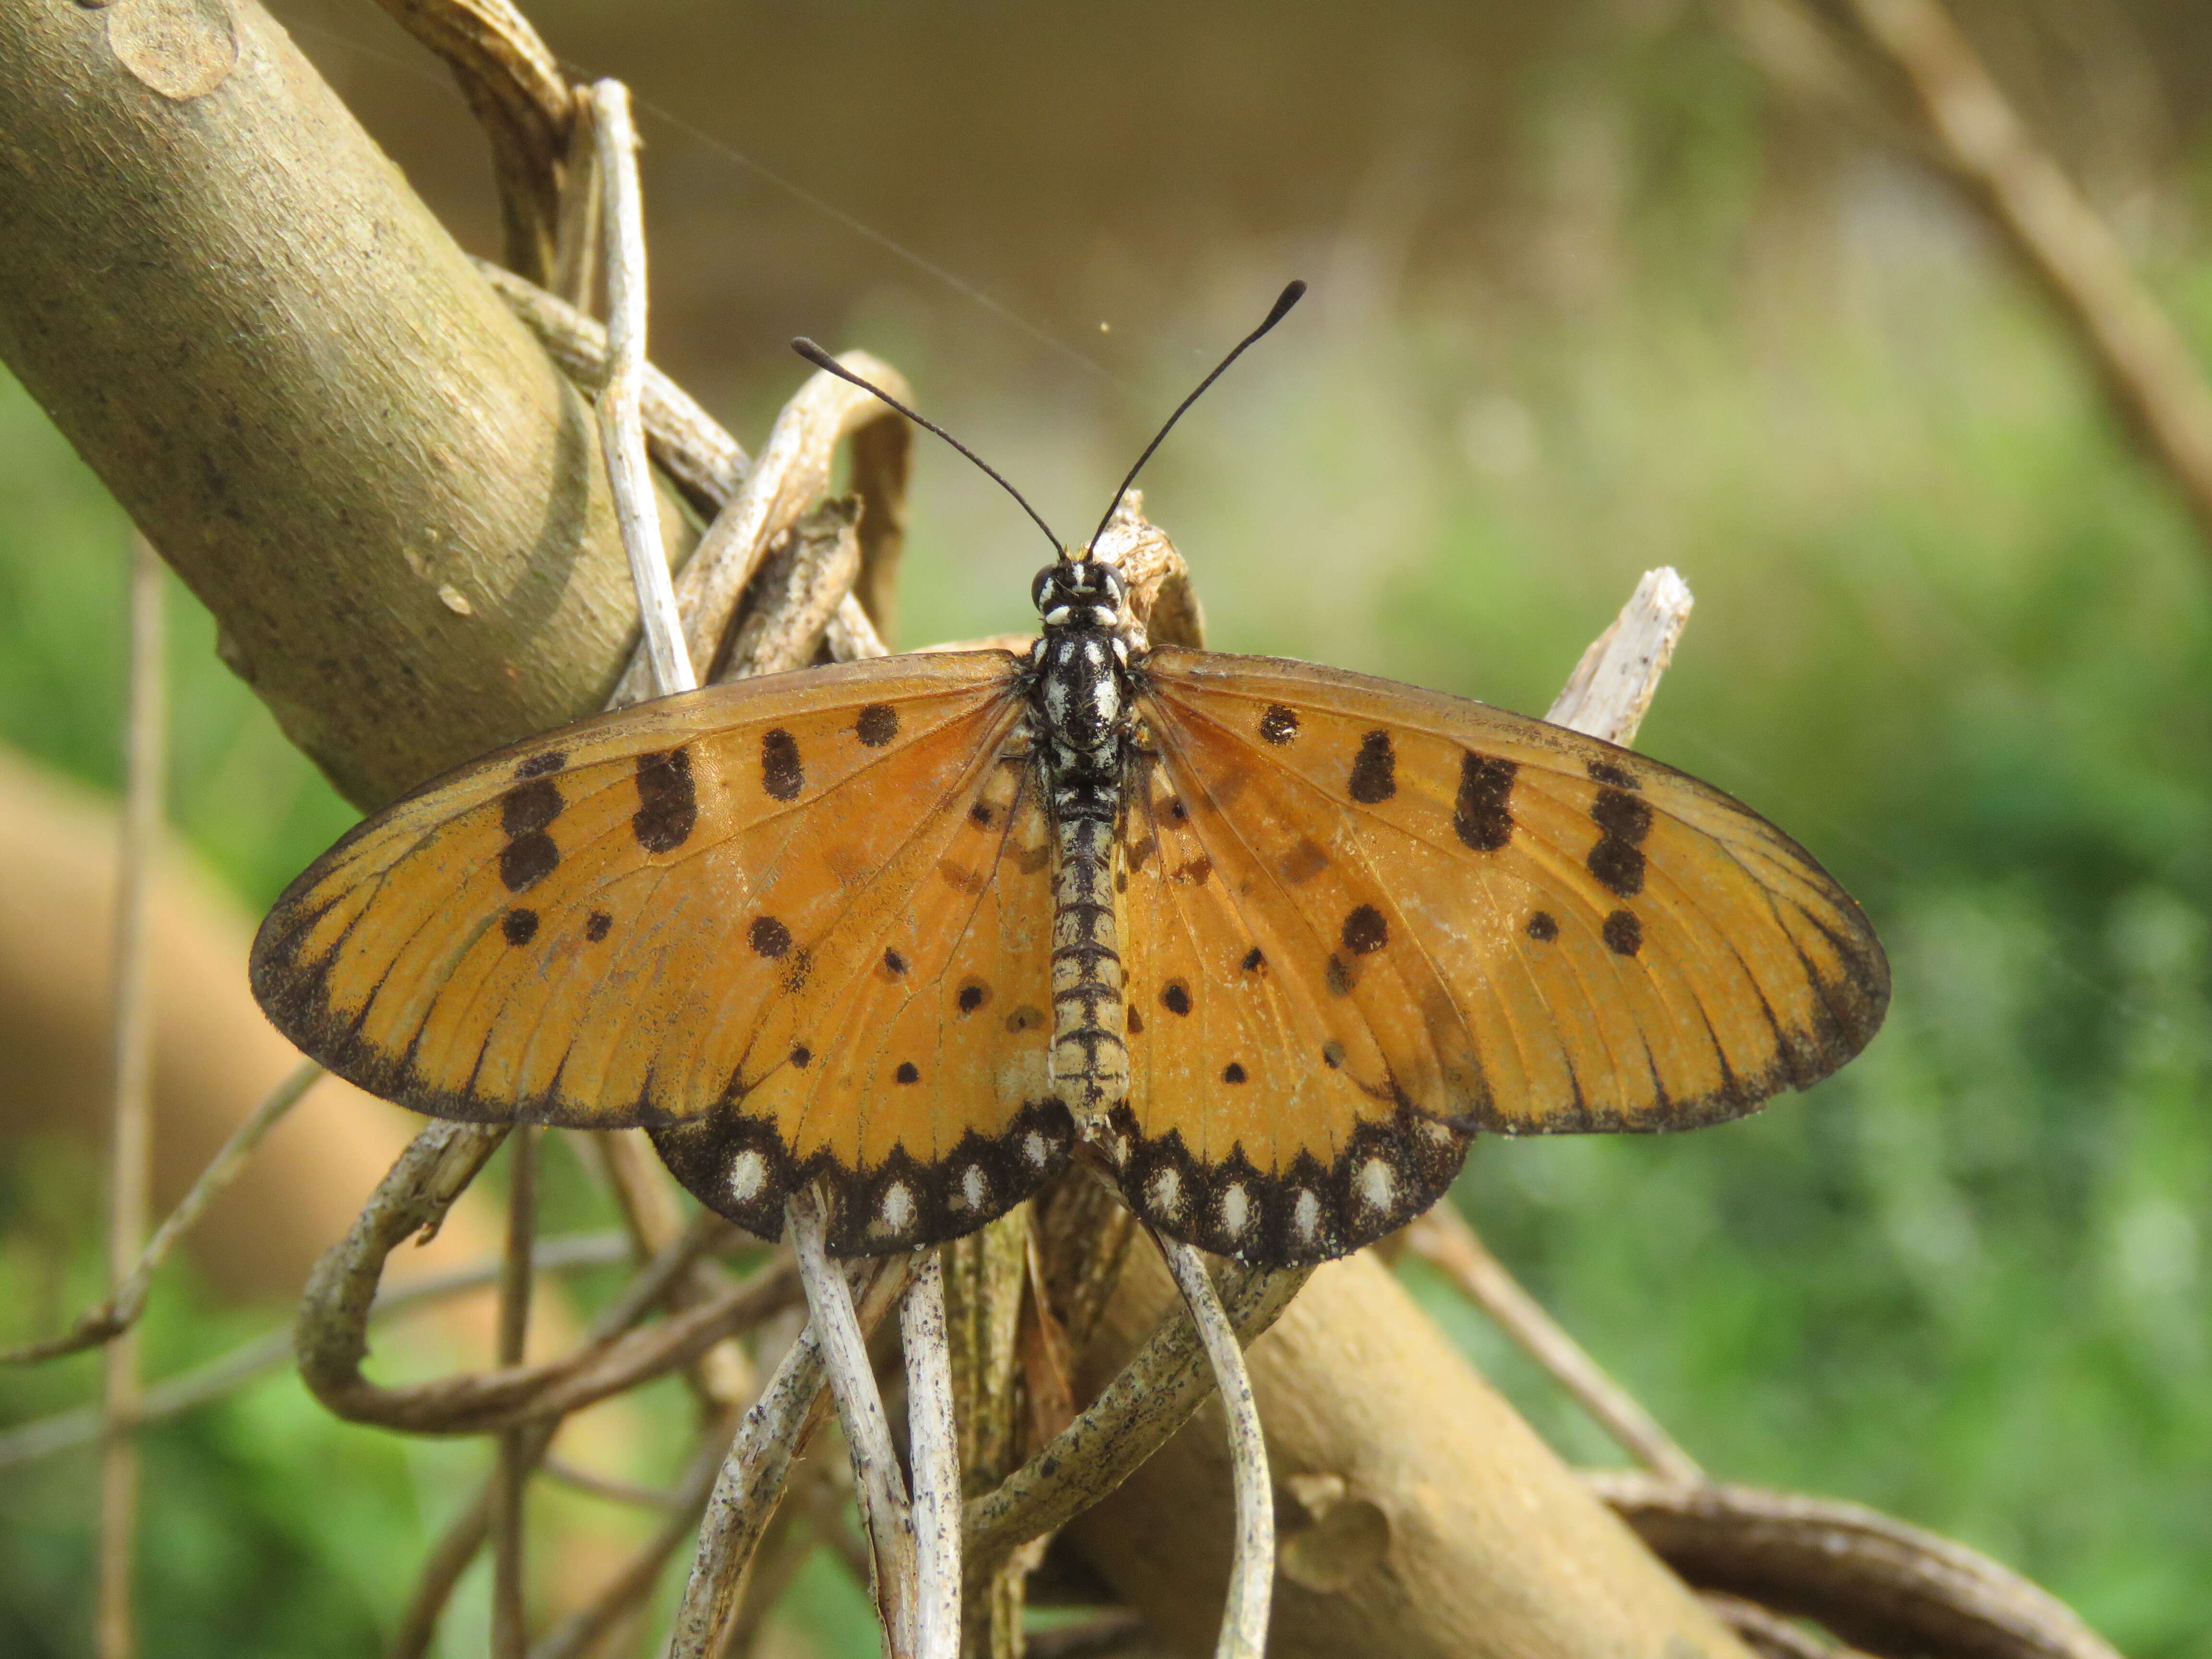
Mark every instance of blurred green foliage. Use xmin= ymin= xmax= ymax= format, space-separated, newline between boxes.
xmin=5 ymin=9 xmax=2212 ymax=1655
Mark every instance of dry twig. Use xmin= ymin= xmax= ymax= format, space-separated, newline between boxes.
xmin=372 ymin=0 xmax=575 ymax=280
xmin=493 ymin=1124 xmax=541 ymax=1658
xmin=566 ymin=1134 xmax=755 ymax=1413
xmin=789 ymin=1190 xmax=921 ymax=1653
xmin=1704 ymin=1593 xmax=1873 ymax=1659
xmin=1 ymin=1060 xmax=325 ymax=1365
xmin=718 ymin=1461 xmax=854 ymax=1658
xmin=298 ymin=71 xmax=911 ymax=1645
xmin=582 ymin=86 xmax=953 ymax=1659
xmin=381 ymin=1222 xmax=773 ymax=1658
xmin=0 ymin=1235 xmax=631 ymax=1474
xmin=1156 ymin=1241 xmax=1272 ymax=1659
xmin=715 ymin=498 xmax=864 ymax=682
xmin=294 ymin=1121 xmax=801 ymax=1434
xmin=609 ymin=350 xmax=914 ymax=703
xmin=96 ymin=532 xmax=166 ymax=1659
xmin=963 ymin=1262 xmax=1311 ymax=1587
xmin=592 ymin=79 xmax=694 ymax=705
xmin=1805 ymin=0 xmax=2212 ymax=553
xmin=527 ymin=1407 xmax=745 ymax=1659
xmin=903 ymin=1250 xmax=963 ymax=1659
xmin=1094 ymin=492 xmax=1205 ymax=649
xmin=1405 ymin=1204 xmax=1703 ymax=1486
xmin=668 ymin=1255 xmax=919 ymax=1658
xmin=1591 ymin=1474 xmax=2122 ymax=1659
xmin=1545 ymin=565 xmax=1694 ymax=746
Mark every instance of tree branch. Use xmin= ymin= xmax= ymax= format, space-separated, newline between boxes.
xmin=0 ymin=0 xmax=670 ymax=810
xmin=1810 ymin=0 xmax=2212 ymax=553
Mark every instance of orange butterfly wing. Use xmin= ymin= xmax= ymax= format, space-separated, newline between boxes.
xmin=250 ymin=650 xmax=1073 ymax=1252
xmin=1113 ymin=647 xmax=1888 ymax=1261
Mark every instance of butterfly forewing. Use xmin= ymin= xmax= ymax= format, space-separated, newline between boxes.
xmin=252 ymin=650 xmax=1073 ymax=1251
xmin=1119 ymin=647 xmax=1887 ymax=1256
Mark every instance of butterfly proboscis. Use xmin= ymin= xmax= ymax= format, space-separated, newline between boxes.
xmin=252 ymin=284 xmax=1888 ymax=1265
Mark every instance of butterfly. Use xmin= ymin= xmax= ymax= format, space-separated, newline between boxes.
xmin=250 ymin=284 xmax=1888 ymax=1266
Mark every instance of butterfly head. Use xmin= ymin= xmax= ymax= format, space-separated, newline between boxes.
xmin=1032 ymin=548 xmax=1130 ymax=636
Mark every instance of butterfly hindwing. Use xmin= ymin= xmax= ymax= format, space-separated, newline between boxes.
xmin=1115 ymin=745 xmax=1472 ymax=1261
xmin=649 ymin=732 xmax=1072 ymax=1250
xmin=1117 ymin=646 xmax=1887 ymax=1259
xmin=251 ymin=649 xmax=1073 ymax=1252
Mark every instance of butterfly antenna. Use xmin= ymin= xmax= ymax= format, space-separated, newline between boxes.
xmin=790 ymin=338 xmax=1064 ymax=555
xmin=1089 ymin=279 xmax=1306 ymax=551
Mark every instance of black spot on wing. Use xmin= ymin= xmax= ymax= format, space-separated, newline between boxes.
xmin=1109 ymin=1100 xmax=1468 ymax=1265
xmin=502 ymin=908 xmax=539 ymax=946
xmin=1587 ymin=758 xmax=1638 ymax=790
xmin=499 ymin=834 xmax=558 ymax=893
xmin=1454 ymin=752 xmax=1515 ymax=852
xmin=1591 ymin=787 xmax=1653 ymax=843
xmin=749 ymin=916 xmax=793 ymax=959
xmin=1526 ymin=910 xmax=1558 ymax=943
xmin=883 ymin=948 xmax=908 ymax=976
xmin=1602 ymin=910 xmax=1643 ymax=956
xmin=1589 ymin=841 xmax=1646 ymax=898
xmin=761 ymin=729 xmax=804 ymax=801
xmin=855 ymin=704 xmax=899 ymax=747
xmin=1587 ymin=785 xmax=1652 ymax=898
xmin=1342 ymin=905 xmax=1389 ymax=955
xmin=502 ymin=777 xmax=563 ymax=836
xmin=719 ymin=1097 xmax=1070 ymax=1255
xmin=515 ymin=751 xmax=567 ymax=779
xmin=634 ymin=748 xmax=697 ymax=853
xmin=1348 ymin=731 xmax=1395 ymax=803
xmin=1259 ymin=704 xmax=1299 ymax=745
xmin=1223 ymin=1062 xmax=1247 ymax=1083
xmin=1241 ymin=947 xmax=1266 ymax=974
xmin=895 ymin=1062 xmax=921 ymax=1084
xmin=497 ymin=775 xmax=564 ymax=891
xmin=1162 ymin=982 xmax=1192 ymax=1016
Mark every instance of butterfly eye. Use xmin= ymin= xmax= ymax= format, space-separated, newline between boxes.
xmin=1031 ymin=566 xmax=1059 ymax=613
xmin=1099 ymin=567 xmax=1127 ymax=602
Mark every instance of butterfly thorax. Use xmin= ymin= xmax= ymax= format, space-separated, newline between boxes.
xmin=1026 ymin=548 xmax=1139 ymax=1136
